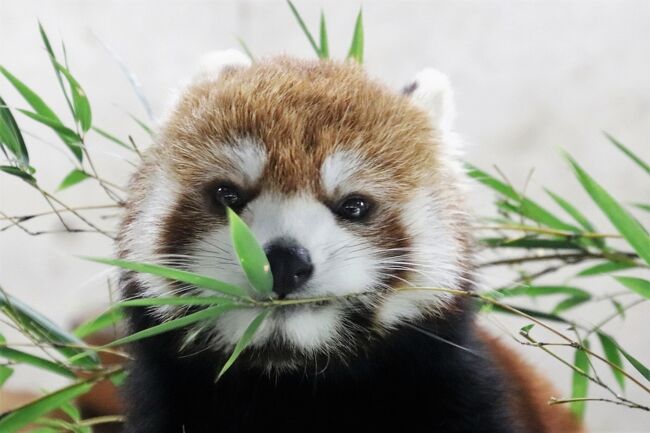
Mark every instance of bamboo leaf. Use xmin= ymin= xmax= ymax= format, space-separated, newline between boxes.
xmin=545 ymin=188 xmax=596 ymax=232
xmin=617 ymin=346 xmax=650 ymax=382
xmin=347 ymin=9 xmax=364 ymax=63
xmin=55 ymin=61 xmax=92 ymax=132
xmin=92 ymin=126 xmax=132 ymax=150
xmin=57 ymin=169 xmax=89 ymax=191
xmin=227 ymin=208 xmax=273 ymax=295
xmin=632 ymin=203 xmax=650 ymax=213
xmin=0 ymin=95 xmax=29 ymax=165
xmin=497 ymin=285 xmax=590 ymax=299
xmin=565 ymin=154 xmax=650 ymax=265
xmin=127 ymin=112 xmax=152 ymax=135
xmin=86 ymin=257 xmax=248 ymax=298
xmin=577 ymin=261 xmax=636 ymax=277
xmin=0 ymin=334 xmax=76 ymax=379
xmin=0 ymin=365 xmax=13 ymax=387
xmin=118 ymin=296 xmax=235 ymax=308
xmin=552 ymin=295 xmax=590 ymax=314
xmin=596 ymin=332 xmax=625 ymax=390
xmin=104 ymin=304 xmax=239 ymax=348
xmin=467 ymin=164 xmax=578 ymax=231
xmin=217 ymin=309 xmax=270 ymax=379
xmin=319 ymin=11 xmax=329 ymax=58
xmin=17 ymin=109 xmax=83 ymax=160
xmin=571 ymin=341 xmax=590 ymax=419
xmin=287 ymin=1 xmax=321 ymax=57
xmin=614 ymin=276 xmax=650 ymax=299
xmin=235 ymin=37 xmax=255 ymax=62
xmin=605 ymin=133 xmax=650 ymax=175
xmin=0 ymin=289 xmax=99 ymax=367
xmin=73 ymin=308 xmax=125 ymax=339
xmin=0 ymin=165 xmax=36 ymax=184
xmin=481 ymin=237 xmax=581 ymax=250
xmin=0 ymin=381 xmax=93 ymax=432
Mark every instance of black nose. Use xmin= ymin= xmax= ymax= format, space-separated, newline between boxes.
xmin=264 ymin=242 xmax=314 ymax=298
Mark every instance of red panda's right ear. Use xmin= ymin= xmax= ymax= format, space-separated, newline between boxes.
xmin=403 ymin=68 xmax=456 ymax=134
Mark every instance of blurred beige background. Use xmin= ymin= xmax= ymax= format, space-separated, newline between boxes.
xmin=1 ymin=1 xmax=649 ymax=431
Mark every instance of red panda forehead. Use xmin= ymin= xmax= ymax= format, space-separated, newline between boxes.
xmin=161 ymin=58 xmax=439 ymax=194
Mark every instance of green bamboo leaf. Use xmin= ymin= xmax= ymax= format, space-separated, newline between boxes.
xmin=86 ymin=257 xmax=248 ymax=298
xmin=39 ymin=22 xmax=76 ymax=125
xmin=0 ymin=95 xmax=28 ymax=165
xmin=235 ymin=37 xmax=255 ymax=62
xmin=611 ymin=300 xmax=625 ymax=319
xmin=127 ymin=112 xmax=152 ymax=135
xmin=287 ymin=1 xmax=321 ymax=57
xmin=91 ymin=126 xmax=132 ymax=150
xmin=0 ymin=365 xmax=13 ymax=387
xmin=497 ymin=285 xmax=590 ymax=299
xmin=319 ymin=11 xmax=329 ymax=59
xmin=17 ymin=109 xmax=83 ymax=160
xmin=614 ymin=276 xmax=650 ymax=299
xmin=467 ymin=164 xmax=578 ymax=231
xmin=552 ymin=295 xmax=590 ymax=314
xmin=520 ymin=323 xmax=535 ymax=334
xmin=217 ymin=309 xmax=270 ymax=379
xmin=118 ymin=296 xmax=235 ymax=308
xmin=545 ymin=189 xmax=596 ymax=232
xmin=632 ymin=203 xmax=650 ymax=213
xmin=0 ymin=165 xmax=36 ymax=184
xmin=577 ymin=261 xmax=636 ymax=277
xmin=565 ymin=154 xmax=650 ymax=265
xmin=0 ymin=289 xmax=99 ymax=367
xmin=617 ymin=346 xmax=650 ymax=382
xmin=347 ymin=9 xmax=364 ymax=63
xmin=596 ymin=332 xmax=625 ymax=390
xmin=0 ymin=346 xmax=76 ymax=379
xmin=104 ymin=304 xmax=239 ymax=348
xmin=480 ymin=237 xmax=581 ymax=250
xmin=55 ymin=62 xmax=92 ymax=132
xmin=605 ymin=133 xmax=650 ymax=175
xmin=227 ymin=208 xmax=273 ymax=295
xmin=73 ymin=308 xmax=125 ymax=339
xmin=489 ymin=303 xmax=572 ymax=324
xmin=0 ymin=381 xmax=93 ymax=431
xmin=57 ymin=169 xmax=89 ymax=191
xmin=571 ymin=341 xmax=590 ymax=419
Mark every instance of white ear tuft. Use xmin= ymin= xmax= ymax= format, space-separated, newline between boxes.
xmin=403 ymin=68 xmax=456 ymax=132
xmin=191 ymin=49 xmax=251 ymax=83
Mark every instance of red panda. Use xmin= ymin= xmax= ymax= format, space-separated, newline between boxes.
xmin=117 ymin=51 xmax=585 ymax=433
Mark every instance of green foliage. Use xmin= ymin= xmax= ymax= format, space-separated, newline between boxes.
xmin=0 ymin=6 xmax=649 ymax=431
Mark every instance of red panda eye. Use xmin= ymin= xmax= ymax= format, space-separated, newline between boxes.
xmin=214 ymin=183 xmax=244 ymax=209
xmin=336 ymin=195 xmax=373 ymax=221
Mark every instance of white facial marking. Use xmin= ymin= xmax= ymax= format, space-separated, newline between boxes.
xmin=376 ymin=189 xmax=462 ymax=327
xmin=213 ymin=137 xmax=267 ymax=186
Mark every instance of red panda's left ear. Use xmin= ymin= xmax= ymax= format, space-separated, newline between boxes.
xmin=191 ymin=49 xmax=252 ymax=84
xmin=403 ymin=68 xmax=456 ymax=134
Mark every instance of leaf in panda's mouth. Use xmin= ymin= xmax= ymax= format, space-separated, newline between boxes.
xmin=227 ymin=207 xmax=274 ymax=296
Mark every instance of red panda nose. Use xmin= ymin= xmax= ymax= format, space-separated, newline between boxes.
xmin=264 ymin=241 xmax=314 ymax=298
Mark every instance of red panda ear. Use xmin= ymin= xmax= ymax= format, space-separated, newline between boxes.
xmin=191 ymin=49 xmax=252 ymax=83
xmin=403 ymin=68 xmax=456 ymax=133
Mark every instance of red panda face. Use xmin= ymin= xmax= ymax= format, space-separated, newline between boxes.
xmin=118 ymin=53 xmax=472 ymax=369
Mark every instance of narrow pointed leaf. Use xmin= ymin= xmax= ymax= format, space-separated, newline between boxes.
xmin=0 ymin=346 xmax=76 ymax=379
xmin=92 ymin=126 xmax=132 ymax=150
xmin=17 ymin=109 xmax=83 ymax=160
xmin=227 ymin=208 xmax=273 ymax=295
xmin=596 ymin=332 xmax=625 ymax=390
xmin=287 ymin=1 xmax=321 ymax=57
xmin=0 ymin=289 xmax=99 ymax=367
xmin=57 ymin=169 xmax=89 ymax=191
xmin=614 ymin=276 xmax=650 ymax=299
xmin=0 ymin=365 xmax=13 ymax=387
xmin=578 ymin=261 xmax=636 ymax=277
xmin=545 ymin=189 xmax=596 ymax=232
xmin=632 ymin=203 xmax=650 ymax=213
xmin=0 ymin=95 xmax=28 ymax=165
xmin=128 ymin=113 xmax=152 ymax=135
xmin=55 ymin=62 xmax=92 ymax=132
xmin=235 ymin=37 xmax=255 ymax=62
xmin=319 ymin=11 xmax=329 ymax=58
xmin=605 ymin=133 xmax=650 ymax=174
xmin=86 ymin=257 xmax=248 ymax=298
xmin=347 ymin=9 xmax=364 ymax=63
xmin=0 ymin=381 xmax=93 ymax=431
xmin=104 ymin=304 xmax=238 ymax=348
xmin=570 ymin=341 xmax=590 ymax=419
xmin=39 ymin=22 xmax=76 ymax=122
xmin=0 ymin=165 xmax=36 ymax=184
xmin=481 ymin=237 xmax=581 ymax=250
xmin=218 ymin=309 xmax=270 ymax=379
xmin=73 ymin=308 xmax=125 ymax=339
xmin=118 ymin=296 xmax=235 ymax=308
xmin=467 ymin=164 xmax=578 ymax=231
xmin=566 ymin=155 xmax=650 ymax=265
xmin=497 ymin=285 xmax=590 ymax=299
xmin=552 ymin=296 xmax=591 ymax=314
xmin=617 ymin=346 xmax=650 ymax=381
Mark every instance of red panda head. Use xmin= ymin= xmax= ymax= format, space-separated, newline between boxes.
xmin=118 ymin=51 xmax=472 ymax=368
